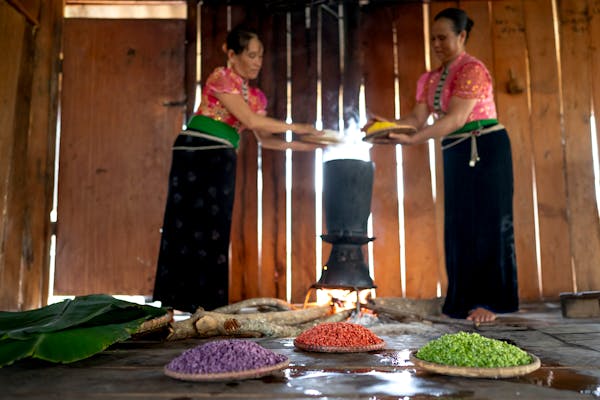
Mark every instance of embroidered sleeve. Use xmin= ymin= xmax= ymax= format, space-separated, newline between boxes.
xmin=250 ymin=88 xmax=268 ymax=115
xmin=205 ymin=67 xmax=243 ymax=96
xmin=452 ymin=62 xmax=490 ymax=100
xmin=416 ymin=71 xmax=432 ymax=103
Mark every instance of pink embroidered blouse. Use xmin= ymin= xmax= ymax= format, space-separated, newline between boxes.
xmin=195 ymin=67 xmax=268 ymax=133
xmin=416 ymin=52 xmax=496 ymax=123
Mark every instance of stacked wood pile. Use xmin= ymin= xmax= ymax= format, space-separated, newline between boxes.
xmin=163 ymin=296 xmax=462 ymax=340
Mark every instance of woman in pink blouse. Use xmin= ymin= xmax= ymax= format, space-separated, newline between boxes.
xmin=153 ymin=26 xmax=321 ymax=313
xmin=367 ymin=8 xmax=518 ymax=323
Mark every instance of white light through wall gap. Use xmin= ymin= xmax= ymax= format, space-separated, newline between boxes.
xmin=392 ymin=23 xmax=406 ymax=298
xmin=193 ymin=1 xmax=202 ymax=115
xmin=361 ymin=82 xmax=376 ymax=289
xmin=423 ymin=4 xmax=442 ymax=298
xmin=524 ymin=51 xmax=543 ymax=299
xmin=338 ymin=3 xmax=345 ymax=134
xmin=285 ymin=11 xmax=293 ymax=303
xmin=315 ymin=5 xmax=324 ymax=285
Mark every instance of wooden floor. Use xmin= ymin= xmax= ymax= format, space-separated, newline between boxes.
xmin=2 ymin=302 xmax=600 ymax=399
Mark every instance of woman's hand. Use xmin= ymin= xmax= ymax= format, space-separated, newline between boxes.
xmin=292 ymin=123 xmax=322 ymax=136
xmin=387 ymin=132 xmax=415 ymax=145
xmin=253 ymin=130 xmax=325 ymax=151
xmin=260 ymin=137 xmax=325 ymax=151
xmin=361 ymin=113 xmax=389 ymax=132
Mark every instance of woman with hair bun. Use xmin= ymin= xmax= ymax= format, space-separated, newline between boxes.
xmin=153 ymin=25 xmax=322 ymax=313
xmin=365 ymin=8 xmax=519 ymax=323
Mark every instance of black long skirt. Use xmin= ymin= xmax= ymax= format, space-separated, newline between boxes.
xmin=153 ymin=133 xmax=236 ymax=312
xmin=441 ymin=129 xmax=519 ymax=319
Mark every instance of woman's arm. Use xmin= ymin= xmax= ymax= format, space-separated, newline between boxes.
xmin=215 ymin=92 xmax=320 ymax=135
xmin=364 ymin=102 xmax=430 ymax=132
xmin=253 ymin=132 xmax=325 ymax=151
xmin=388 ymin=96 xmax=477 ymax=145
xmin=397 ymin=102 xmax=431 ymax=128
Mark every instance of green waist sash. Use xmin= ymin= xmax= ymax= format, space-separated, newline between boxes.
xmin=449 ymin=118 xmax=498 ymax=136
xmin=186 ymin=115 xmax=240 ymax=148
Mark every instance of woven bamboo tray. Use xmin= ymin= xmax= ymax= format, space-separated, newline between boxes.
xmin=164 ymin=359 xmax=290 ymax=382
xmin=293 ymin=340 xmax=386 ymax=353
xmin=299 ymin=134 xmax=344 ymax=145
xmin=409 ymin=351 xmax=541 ymax=379
xmin=363 ymin=124 xmax=416 ymax=144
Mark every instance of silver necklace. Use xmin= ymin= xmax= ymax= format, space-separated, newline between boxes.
xmin=242 ymin=81 xmax=249 ymax=103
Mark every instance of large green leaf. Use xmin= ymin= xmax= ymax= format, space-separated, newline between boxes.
xmin=0 ymin=295 xmax=168 ymax=367
xmin=0 ymin=317 xmax=147 ymax=367
xmin=0 ymin=301 xmax=70 ymax=335
xmin=0 ymin=337 xmax=39 ymax=367
xmin=0 ymin=294 xmax=166 ymax=340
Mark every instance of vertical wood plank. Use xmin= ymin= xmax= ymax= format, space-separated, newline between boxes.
xmin=523 ymin=0 xmax=573 ymax=298
xmin=19 ymin=0 xmax=61 ymax=309
xmin=290 ymin=8 xmax=318 ymax=303
xmin=361 ymin=5 xmax=402 ymax=297
xmin=260 ymin=148 xmax=288 ymax=300
xmin=321 ymin=5 xmax=341 ymax=132
xmin=591 ymin=0 xmax=600 ymax=199
xmin=229 ymin=6 xmax=261 ymax=302
xmin=490 ymin=1 xmax=539 ymax=300
xmin=396 ymin=3 xmax=440 ymax=299
xmin=0 ymin=2 xmax=28 ymax=310
xmin=459 ymin=1 xmax=494 ymax=78
xmin=184 ymin=1 xmax=197 ymax=120
xmin=200 ymin=3 xmax=228 ymax=85
xmin=559 ymin=0 xmax=600 ymax=291
xmin=428 ymin=1 xmax=458 ymax=299
xmin=342 ymin=2 xmax=361 ymax=130
xmin=591 ymin=0 xmax=600 ymax=291
xmin=11 ymin=25 xmax=36 ymax=304
xmin=230 ymin=133 xmax=260 ymax=302
xmin=320 ymin=5 xmax=341 ymax=284
xmin=257 ymin=11 xmax=288 ymax=300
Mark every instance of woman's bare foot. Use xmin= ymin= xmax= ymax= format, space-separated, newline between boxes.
xmin=467 ymin=307 xmax=496 ymax=323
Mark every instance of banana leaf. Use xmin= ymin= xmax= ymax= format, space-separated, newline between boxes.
xmin=0 ymin=294 xmax=168 ymax=367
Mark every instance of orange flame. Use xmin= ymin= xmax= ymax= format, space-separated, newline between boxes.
xmin=315 ymin=288 xmax=375 ymax=313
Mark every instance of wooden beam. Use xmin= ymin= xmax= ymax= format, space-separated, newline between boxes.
xmin=5 ymin=0 xmax=39 ymax=26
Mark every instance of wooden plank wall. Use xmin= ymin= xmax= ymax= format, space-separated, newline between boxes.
xmin=0 ymin=0 xmax=60 ymax=311
xmin=3 ymin=0 xmax=600 ymax=310
xmin=56 ymin=18 xmax=186 ymax=296
xmin=0 ymin=1 xmax=29 ymax=310
xmin=361 ymin=5 xmax=403 ymax=299
xmin=199 ymin=0 xmax=600 ymax=305
xmin=559 ymin=0 xmax=600 ymax=292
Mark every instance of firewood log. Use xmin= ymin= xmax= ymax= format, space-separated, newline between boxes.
xmin=212 ymin=298 xmax=296 ymax=314
xmin=167 ymin=304 xmax=334 ymax=340
xmin=364 ymin=303 xmax=474 ymax=326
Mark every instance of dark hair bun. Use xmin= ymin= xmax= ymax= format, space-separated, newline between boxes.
xmin=434 ymin=8 xmax=474 ymax=41
xmin=225 ymin=25 xmax=259 ymax=55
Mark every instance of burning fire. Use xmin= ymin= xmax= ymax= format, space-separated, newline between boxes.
xmin=315 ymin=288 xmax=375 ymax=313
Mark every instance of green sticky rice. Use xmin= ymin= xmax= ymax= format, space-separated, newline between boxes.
xmin=416 ymin=332 xmax=532 ymax=368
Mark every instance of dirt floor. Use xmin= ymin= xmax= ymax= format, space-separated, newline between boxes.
xmin=2 ymin=302 xmax=600 ymax=399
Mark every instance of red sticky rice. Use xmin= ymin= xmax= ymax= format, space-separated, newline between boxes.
xmin=294 ymin=322 xmax=384 ymax=347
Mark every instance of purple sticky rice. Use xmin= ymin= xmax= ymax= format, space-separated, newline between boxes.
xmin=166 ymin=339 xmax=288 ymax=374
